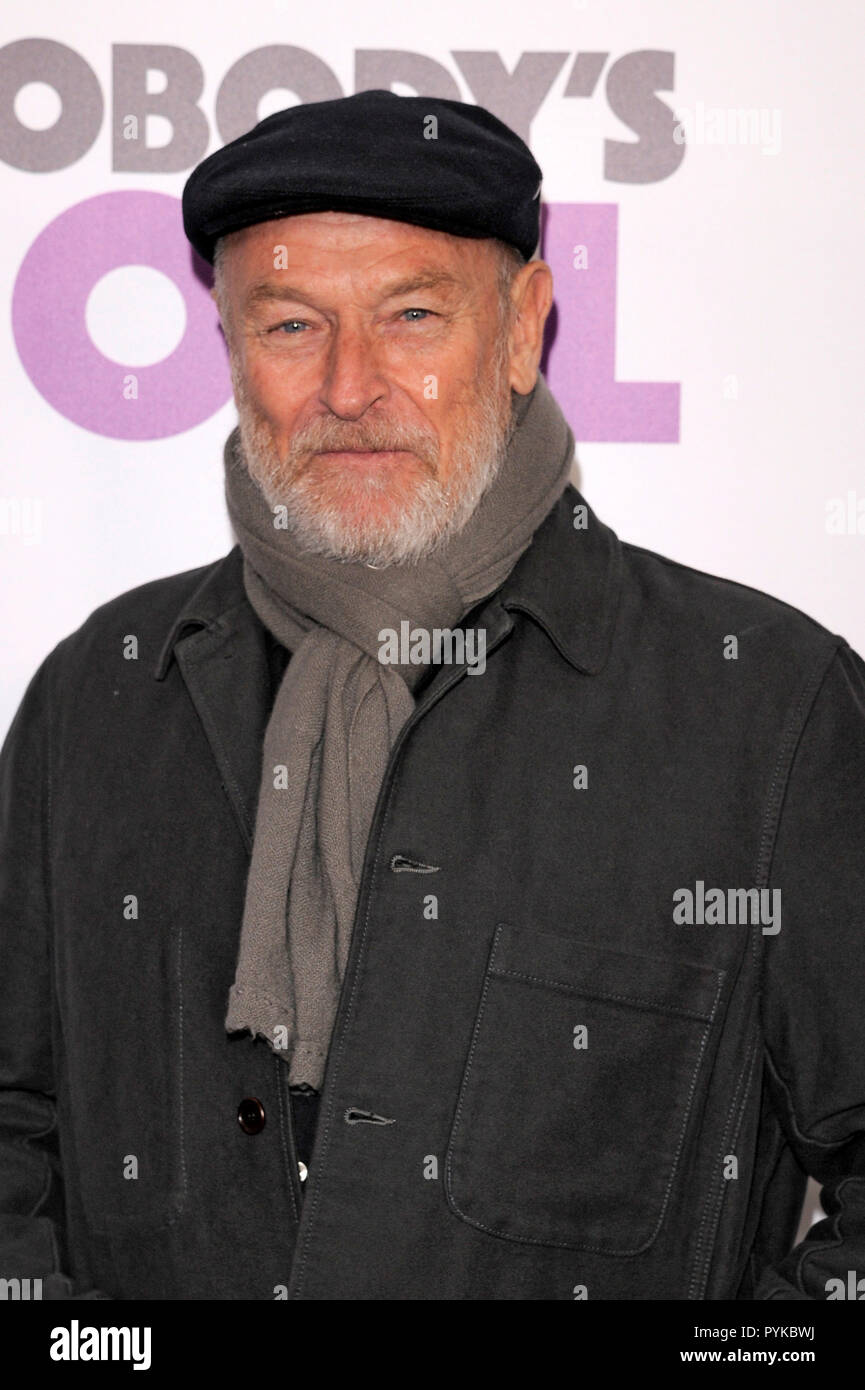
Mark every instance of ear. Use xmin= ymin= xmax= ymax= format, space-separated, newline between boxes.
xmin=506 ymin=260 xmax=554 ymax=395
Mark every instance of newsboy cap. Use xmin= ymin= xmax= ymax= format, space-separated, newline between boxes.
xmin=182 ymin=89 xmax=542 ymax=264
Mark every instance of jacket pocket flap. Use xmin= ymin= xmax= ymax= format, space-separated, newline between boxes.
xmin=489 ymin=923 xmax=722 ymax=1023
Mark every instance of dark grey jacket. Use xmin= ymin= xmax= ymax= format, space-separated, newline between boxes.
xmin=1 ymin=484 xmax=864 ymax=1300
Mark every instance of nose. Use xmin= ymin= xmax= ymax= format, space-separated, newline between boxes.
xmin=318 ymin=320 xmax=388 ymax=420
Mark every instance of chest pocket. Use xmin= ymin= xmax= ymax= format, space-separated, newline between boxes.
xmin=445 ymin=923 xmax=724 ymax=1254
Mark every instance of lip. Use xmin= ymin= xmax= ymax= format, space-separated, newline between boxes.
xmin=316 ymin=449 xmax=413 ymax=458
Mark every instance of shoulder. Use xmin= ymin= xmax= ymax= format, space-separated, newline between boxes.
xmin=45 ymin=547 xmax=243 ymax=682
xmin=618 ymin=537 xmax=844 ymax=662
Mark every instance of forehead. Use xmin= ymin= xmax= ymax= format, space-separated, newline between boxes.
xmin=224 ymin=211 xmax=497 ymax=283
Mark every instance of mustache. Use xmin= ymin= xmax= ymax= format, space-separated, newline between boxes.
xmin=291 ymin=422 xmax=440 ymax=471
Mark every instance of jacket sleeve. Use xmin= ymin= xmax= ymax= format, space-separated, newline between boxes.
xmin=753 ymin=640 xmax=865 ymax=1300
xmin=0 ymin=654 xmax=109 ymax=1299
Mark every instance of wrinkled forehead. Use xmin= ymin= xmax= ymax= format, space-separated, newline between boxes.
xmin=220 ymin=209 xmax=499 ymax=272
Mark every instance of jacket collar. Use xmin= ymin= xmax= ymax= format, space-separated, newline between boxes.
xmin=153 ymin=482 xmax=622 ymax=682
xmin=494 ymin=480 xmax=622 ymax=675
xmin=152 ymin=486 xmax=621 ymax=851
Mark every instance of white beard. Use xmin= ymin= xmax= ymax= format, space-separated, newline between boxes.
xmin=231 ymin=345 xmax=517 ymax=568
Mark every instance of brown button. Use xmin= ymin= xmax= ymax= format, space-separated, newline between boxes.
xmin=237 ymin=1097 xmax=266 ymax=1135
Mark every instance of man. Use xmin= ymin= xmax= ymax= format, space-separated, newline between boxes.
xmin=1 ymin=89 xmax=863 ymax=1302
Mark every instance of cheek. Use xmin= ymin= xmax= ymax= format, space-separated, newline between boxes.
xmin=428 ymin=370 xmax=479 ymax=430
xmin=241 ymin=358 xmax=300 ymax=425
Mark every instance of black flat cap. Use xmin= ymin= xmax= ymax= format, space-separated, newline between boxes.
xmin=182 ymin=89 xmax=542 ymax=264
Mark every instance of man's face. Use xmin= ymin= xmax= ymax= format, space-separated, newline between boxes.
xmin=215 ymin=212 xmax=541 ymax=566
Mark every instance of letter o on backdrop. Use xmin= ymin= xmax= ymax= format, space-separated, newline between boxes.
xmin=0 ymin=38 xmax=103 ymax=172
xmin=12 ymin=190 xmax=231 ymax=440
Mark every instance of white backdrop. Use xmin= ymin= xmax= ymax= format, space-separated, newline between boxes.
xmin=1 ymin=1 xmax=862 ymax=1236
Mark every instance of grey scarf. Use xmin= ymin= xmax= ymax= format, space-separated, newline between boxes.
xmin=224 ymin=372 xmax=573 ymax=1087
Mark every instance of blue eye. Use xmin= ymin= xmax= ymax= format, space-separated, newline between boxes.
xmin=271 ymin=309 xmax=432 ymax=334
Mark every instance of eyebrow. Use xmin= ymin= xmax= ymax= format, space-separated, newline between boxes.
xmin=244 ymin=269 xmax=463 ymax=312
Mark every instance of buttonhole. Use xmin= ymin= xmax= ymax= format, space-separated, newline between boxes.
xmin=344 ymin=1108 xmax=396 ymax=1126
xmin=389 ymin=854 xmax=440 ymax=874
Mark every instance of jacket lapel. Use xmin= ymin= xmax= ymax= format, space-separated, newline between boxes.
xmin=154 ymin=547 xmax=272 ymax=853
xmin=174 ymin=621 xmax=271 ymax=853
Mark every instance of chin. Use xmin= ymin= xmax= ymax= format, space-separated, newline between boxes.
xmin=276 ymin=470 xmax=453 ymax=566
